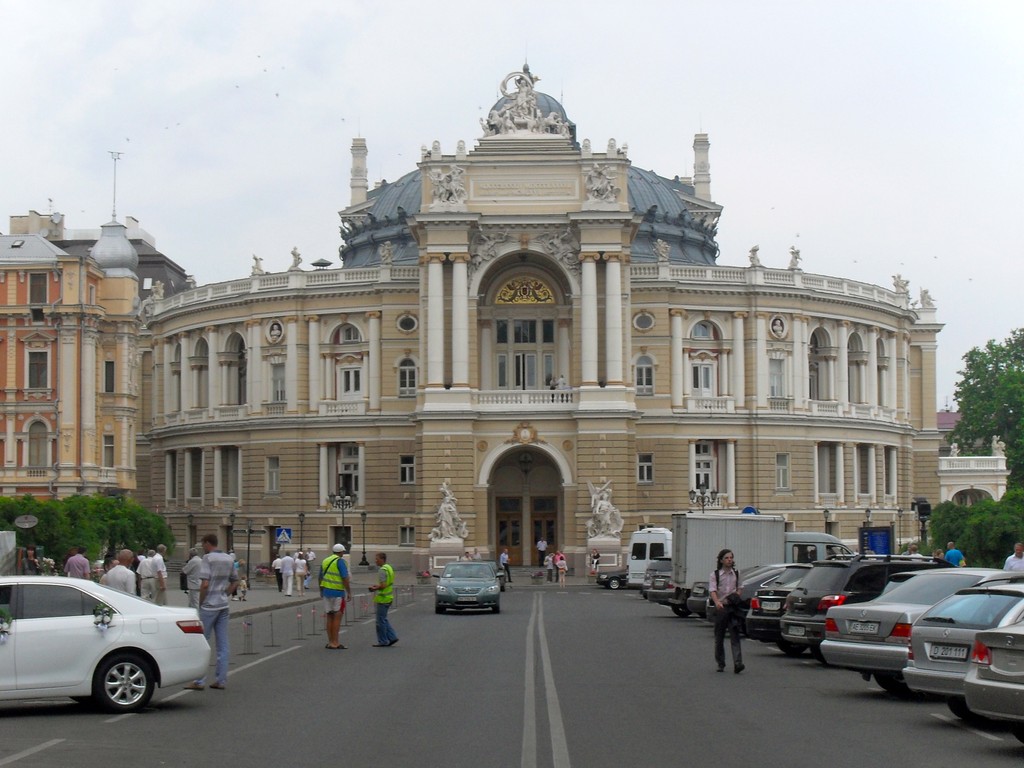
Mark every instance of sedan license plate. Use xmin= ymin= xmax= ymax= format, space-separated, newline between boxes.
xmin=929 ymin=644 xmax=968 ymax=661
xmin=787 ymin=625 xmax=806 ymax=637
xmin=850 ymin=621 xmax=879 ymax=635
xmin=456 ymin=596 xmax=477 ymax=603
xmin=761 ymin=600 xmax=781 ymax=612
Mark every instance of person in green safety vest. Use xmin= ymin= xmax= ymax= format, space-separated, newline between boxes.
xmin=369 ymin=552 xmax=399 ymax=647
xmin=319 ymin=543 xmax=351 ymax=650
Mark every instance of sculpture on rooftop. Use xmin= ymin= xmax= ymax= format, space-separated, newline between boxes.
xmin=289 ymin=247 xmax=303 ymax=271
xmin=788 ymin=246 xmax=802 ymax=270
xmin=251 ymin=254 xmax=265 ymax=276
xmin=479 ymin=65 xmax=572 ymax=138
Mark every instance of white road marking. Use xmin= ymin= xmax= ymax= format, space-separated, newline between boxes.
xmin=0 ymin=739 xmax=64 ymax=765
xmin=930 ymin=712 xmax=1003 ymax=741
xmin=521 ymin=593 xmax=538 ymax=768
xmin=537 ymin=596 xmax=572 ymax=768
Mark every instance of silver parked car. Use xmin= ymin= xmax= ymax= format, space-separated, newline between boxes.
xmin=904 ymin=582 xmax=1024 ymax=720
xmin=821 ymin=568 xmax=1001 ymax=695
xmin=964 ymin=621 xmax=1024 ymax=742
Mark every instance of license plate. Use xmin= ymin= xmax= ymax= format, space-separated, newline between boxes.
xmin=761 ymin=600 xmax=781 ymax=612
xmin=850 ymin=621 xmax=879 ymax=635
xmin=787 ymin=625 xmax=806 ymax=637
xmin=457 ymin=596 xmax=477 ymax=603
xmin=929 ymin=644 xmax=968 ymax=661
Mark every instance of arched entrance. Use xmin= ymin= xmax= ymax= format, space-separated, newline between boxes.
xmin=952 ymin=488 xmax=992 ymax=506
xmin=490 ymin=448 xmax=562 ymax=567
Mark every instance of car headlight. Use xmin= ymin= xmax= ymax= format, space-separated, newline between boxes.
xmin=486 ymin=584 xmax=500 ymax=594
xmin=436 ymin=585 xmax=449 ymax=595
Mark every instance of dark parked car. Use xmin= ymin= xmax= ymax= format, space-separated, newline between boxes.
xmin=597 ymin=569 xmax=629 ymax=590
xmin=641 ymin=558 xmax=672 ymax=598
xmin=780 ymin=554 xmax=952 ymax=660
xmin=746 ymin=565 xmax=815 ymax=654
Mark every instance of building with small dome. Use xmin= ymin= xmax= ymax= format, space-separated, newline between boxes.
xmin=138 ymin=67 xmax=944 ymax=571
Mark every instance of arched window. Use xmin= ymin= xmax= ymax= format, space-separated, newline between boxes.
xmin=808 ymin=329 xmax=831 ymax=401
xmin=193 ymin=338 xmax=209 ymax=408
xmin=398 ymin=358 xmax=417 ymax=397
xmin=333 ymin=324 xmax=362 ymax=344
xmin=27 ymin=422 xmax=48 ymax=467
xmin=635 ymin=355 xmax=654 ymax=396
xmin=876 ymin=338 xmax=887 ymax=406
xmin=847 ymin=333 xmax=864 ymax=403
xmin=223 ymin=332 xmax=247 ymax=406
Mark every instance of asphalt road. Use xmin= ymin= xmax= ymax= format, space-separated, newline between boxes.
xmin=2 ymin=585 xmax=1023 ymax=767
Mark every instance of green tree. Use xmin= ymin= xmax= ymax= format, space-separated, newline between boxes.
xmin=928 ymin=490 xmax=1024 ymax=567
xmin=950 ymin=328 xmax=1024 ymax=487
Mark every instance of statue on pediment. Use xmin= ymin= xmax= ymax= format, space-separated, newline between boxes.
xmin=585 ymin=164 xmax=619 ymax=203
xmin=919 ymin=288 xmax=935 ymax=308
xmin=430 ymin=481 xmax=468 ymax=541
xmin=586 ymin=480 xmax=623 ymax=539
xmin=429 ymin=165 xmax=468 ymax=206
xmin=654 ymin=239 xmax=671 ymax=264
xmin=892 ymin=273 xmax=910 ymax=295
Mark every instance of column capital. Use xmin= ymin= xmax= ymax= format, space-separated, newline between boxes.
xmin=365 ymin=311 xmax=382 ymax=320
xmin=244 ymin=319 xmax=261 ymax=329
xmin=579 ymin=251 xmax=601 ymax=263
xmin=448 ymin=252 xmax=470 ymax=264
xmin=425 ymin=252 xmax=447 ymax=264
xmin=307 ymin=314 xmax=320 ymax=323
xmin=670 ymin=308 xmax=688 ymax=318
xmin=204 ymin=325 xmax=216 ymax=334
xmin=731 ymin=311 xmax=747 ymax=319
xmin=283 ymin=316 xmax=299 ymax=325
xmin=602 ymin=251 xmax=624 ymax=262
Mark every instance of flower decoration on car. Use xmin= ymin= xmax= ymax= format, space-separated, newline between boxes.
xmin=40 ymin=557 xmax=56 ymax=575
xmin=93 ymin=602 xmax=114 ymax=631
xmin=0 ymin=608 xmax=11 ymax=645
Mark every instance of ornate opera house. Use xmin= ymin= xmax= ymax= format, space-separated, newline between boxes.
xmin=137 ymin=67 xmax=944 ymax=572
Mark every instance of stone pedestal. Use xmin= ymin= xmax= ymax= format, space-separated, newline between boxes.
xmin=427 ymin=539 xmax=465 ymax=573
xmin=588 ymin=536 xmax=622 ymax=577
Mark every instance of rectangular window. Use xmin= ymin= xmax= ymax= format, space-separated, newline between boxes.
xmin=776 ymin=453 xmax=791 ymax=490
xmin=769 ymin=358 xmax=785 ymax=397
xmin=542 ymin=320 xmax=555 ymax=344
xmin=636 ymin=364 xmax=654 ymax=396
xmin=221 ymin=447 xmax=240 ymax=498
xmin=638 ymin=453 xmax=654 ymax=483
xmin=102 ymin=435 xmax=115 ymax=467
xmin=166 ymin=454 xmax=178 ymax=501
xmin=695 ymin=441 xmax=714 ymax=489
xmin=513 ymin=320 xmax=536 ymax=344
xmin=399 ymin=455 xmax=415 ymax=484
xmin=104 ymin=361 xmax=116 ymax=393
xmin=857 ymin=445 xmax=870 ymax=495
xmin=398 ymin=363 xmax=416 ymax=396
xmin=28 ymin=351 xmax=48 ymax=389
xmin=337 ymin=444 xmax=360 ymax=500
xmin=267 ymin=456 xmax=280 ymax=493
xmin=271 ymin=363 xmax=286 ymax=402
xmin=496 ymin=354 xmax=507 ymax=388
xmin=691 ymin=364 xmax=714 ymax=396
xmin=495 ymin=320 xmax=508 ymax=344
xmin=342 ymin=368 xmax=361 ymax=395
xmin=400 ymin=526 xmax=415 ymax=546
xmin=29 ymin=273 xmax=47 ymax=304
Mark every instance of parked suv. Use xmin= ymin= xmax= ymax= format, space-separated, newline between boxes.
xmin=641 ymin=558 xmax=672 ymax=599
xmin=780 ymin=554 xmax=952 ymax=660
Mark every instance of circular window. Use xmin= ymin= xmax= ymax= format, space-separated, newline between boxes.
xmin=397 ymin=314 xmax=418 ymax=333
xmin=633 ymin=312 xmax=656 ymax=332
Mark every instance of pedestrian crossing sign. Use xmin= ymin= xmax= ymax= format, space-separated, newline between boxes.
xmin=275 ymin=527 xmax=292 ymax=544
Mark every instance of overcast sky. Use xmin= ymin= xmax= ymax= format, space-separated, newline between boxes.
xmin=2 ymin=1 xmax=1021 ymax=409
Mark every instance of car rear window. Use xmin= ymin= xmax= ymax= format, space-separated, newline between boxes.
xmin=875 ymin=572 xmax=990 ymax=605
xmin=920 ymin=591 xmax=1024 ymax=630
xmin=795 ymin=563 xmax=851 ymax=591
xmin=844 ymin=566 xmax=889 ymax=594
xmin=650 ymin=560 xmax=672 ymax=572
xmin=766 ymin=566 xmax=810 ymax=588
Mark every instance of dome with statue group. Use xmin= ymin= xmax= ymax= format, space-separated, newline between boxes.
xmin=338 ymin=65 xmax=721 ymax=269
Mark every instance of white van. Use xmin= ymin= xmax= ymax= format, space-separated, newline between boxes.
xmin=627 ymin=527 xmax=673 ymax=587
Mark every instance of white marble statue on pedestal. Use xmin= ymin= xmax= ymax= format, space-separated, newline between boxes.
xmin=992 ymin=435 xmax=1007 ymax=457
xmin=430 ymin=481 xmax=468 ymax=541
xmin=586 ymin=480 xmax=623 ymax=539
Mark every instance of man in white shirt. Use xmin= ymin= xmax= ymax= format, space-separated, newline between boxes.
xmin=137 ymin=550 xmax=156 ymax=600
xmin=182 ymin=548 xmax=204 ymax=609
xmin=1005 ymin=542 xmax=1024 ymax=571
xmin=101 ymin=550 xmax=138 ymax=594
xmin=151 ymin=544 xmax=169 ymax=605
xmin=281 ymin=551 xmax=295 ymax=596
xmin=271 ymin=554 xmax=283 ymax=592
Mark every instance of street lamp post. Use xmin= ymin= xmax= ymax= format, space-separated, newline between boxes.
xmin=228 ymin=512 xmax=236 ymax=552
xmin=822 ymin=508 xmax=830 ymax=534
xmin=359 ymin=511 xmax=369 ymax=566
xmin=896 ymin=507 xmax=904 ymax=552
xmin=328 ymin=493 xmax=355 ymax=549
xmin=689 ymin=485 xmax=718 ymax=513
xmin=187 ymin=513 xmax=194 ymax=550
xmin=864 ymin=508 xmax=872 ymax=525
xmin=298 ymin=512 xmax=305 ymax=551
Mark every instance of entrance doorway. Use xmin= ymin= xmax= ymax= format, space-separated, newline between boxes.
xmin=495 ymin=497 xmax=523 ymax=566
xmin=531 ymin=496 xmax=557 ymax=567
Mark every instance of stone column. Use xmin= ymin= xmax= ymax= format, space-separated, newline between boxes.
xmin=867 ymin=444 xmax=877 ymax=505
xmin=323 ymin=352 xmax=335 ymax=400
xmin=837 ymin=321 xmax=849 ymax=407
xmin=793 ymin=316 xmax=807 ymax=408
xmin=308 ymin=315 xmax=321 ymax=411
xmin=732 ymin=313 xmax=745 ymax=407
xmin=837 ymin=443 xmax=847 ymax=506
xmin=426 ymin=253 xmax=446 ymax=386
xmin=688 ymin=441 xmax=697 ymax=491
xmin=367 ymin=311 xmax=382 ymax=410
xmin=213 ymin=447 xmax=222 ymax=503
xmin=726 ymin=440 xmax=736 ymax=507
xmin=812 ymin=442 xmax=820 ymax=506
xmin=451 ymin=254 xmax=469 ymax=387
xmin=603 ymin=253 xmax=623 ymax=385
xmin=886 ymin=332 xmax=898 ymax=411
xmin=82 ymin=325 xmax=97 ymax=451
xmin=480 ymin=320 xmax=493 ymax=390
xmin=557 ymin=319 xmax=571 ymax=384
xmin=720 ymin=350 xmax=730 ymax=397
xmin=247 ymin=321 xmax=261 ymax=408
xmin=682 ymin=348 xmax=691 ymax=398
xmin=319 ymin=443 xmax=329 ymax=505
xmin=755 ymin=314 xmax=768 ymax=408
xmin=580 ymin=253 xmax=599 ymax=385
xmin=670 ymin=310 xmax=684 ymax=408
xmin=867 ymin=326 xmax=879 ymax=406
xmin=285 ymin=316 xmax=299 ymax=411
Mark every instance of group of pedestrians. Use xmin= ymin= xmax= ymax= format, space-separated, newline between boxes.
xmin=271 ymin=548 xmax=316 ymax=596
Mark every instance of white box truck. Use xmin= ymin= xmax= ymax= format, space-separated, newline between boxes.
xmin=657 ymin=513 xmax=852 ymax=616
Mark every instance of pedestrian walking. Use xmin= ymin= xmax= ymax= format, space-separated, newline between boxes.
xmin=281 ymin=551 xmax=295 ymax=596
xmin=272 ymin=553 xmax=283 ymax=592
xmin=151 ymin=544 xmax=169 ymax=605
xmin=710 ymin=548 xmax=744 ymax=674
xmin=182 ymin=547 xmax=204 ymax=609
xmin=64 ymin=546 xmax=90 ymax=579
xmin=945 ymin=541 xmax=966 ymax=567
xmin=294 ymin=553 xmax=308 ymax=596
xmin=590 ymin=548 xmax=600 ymax=576
xmin=556 ymin=552 xmax=568 ymax=587
xmin=369 ymin=552 xmax=399 ymax=647
xmin=185 ymin=534 xmax=238 ymax=691
xmin=544 ymin=552 xmax=555 ymax=582
xmin=138 ymin=549 xmax=157 ymax=599
xmin=1005 ymin=542 xmax=1024 ymax=571
xmin=536 ymin=536 xmax=548 ymax=567
xmin=499 ymin=547 xmax=512 ymax=583
xmin=319 ymin=543 xmax=351 ymax=650
xmin=101 ymin=549 xmax=138 ymax=594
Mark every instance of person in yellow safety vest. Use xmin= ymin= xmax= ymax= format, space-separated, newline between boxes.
xmin=369 ymin=552 xmax=399 ymax=647
xmin=319 ymin=543 xmax=351 ymax=650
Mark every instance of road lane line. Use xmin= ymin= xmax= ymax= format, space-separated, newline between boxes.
xmin=537 ymin=597 xmax=572 ymax=768
xmin=930 ymin=712 xmax=1003 ymax=741
xmin=521 ymin=593 xmax=538 ymax=768
xmin=0 ymin=739 xmax=64 ymax=766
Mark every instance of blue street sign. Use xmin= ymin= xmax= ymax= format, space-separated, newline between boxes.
xmin=275 ymin=527 xmax=292 ymax=544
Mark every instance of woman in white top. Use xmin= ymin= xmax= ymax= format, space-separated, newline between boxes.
xmin=294 ymin=554 xmax=308 ymax=596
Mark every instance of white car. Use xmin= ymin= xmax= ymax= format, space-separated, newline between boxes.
xmin=0 ymin=576 xmax=210 ymax=712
